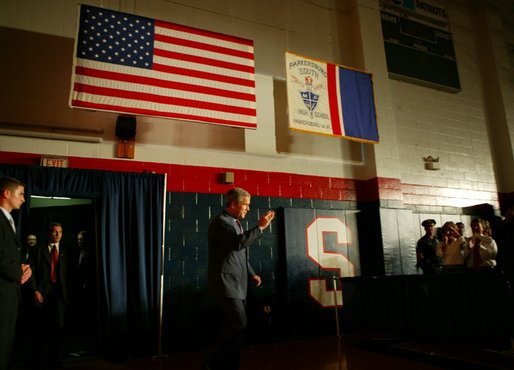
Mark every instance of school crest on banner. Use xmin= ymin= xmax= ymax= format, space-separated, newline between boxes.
xmin=286 ymin=52 xmax=379 ymax=143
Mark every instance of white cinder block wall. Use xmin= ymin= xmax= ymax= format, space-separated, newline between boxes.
xmin=0 ymin=0 xmax=512 ymax=211
xmin=393 ymin=1 xmax=513 ymax=210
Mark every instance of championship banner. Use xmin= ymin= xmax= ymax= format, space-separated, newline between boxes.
xmin=286 ymin=52 xmax=379 ymax=143
xmin=70 ymin=5 xmax=257 ymax=129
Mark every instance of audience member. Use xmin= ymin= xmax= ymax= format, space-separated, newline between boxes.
xmin=21 ymin=234 xmax=37 ymax=263
xmin=416 ymin=219 xmax=441 ymax=274
xmin=29 ymin=222 xmax=70 ymax=369
xmin=436 ymin=221 xmax=466 ymax=272
xmin=456 ymin=222 xmax=466 ymax=236
xmin=74 ymin=230 xmax=96 ymax=340
xmin=463 ymin=218 xmax=497 ymax=271
xmin=77 ymin=231 xmax=95 ymax=290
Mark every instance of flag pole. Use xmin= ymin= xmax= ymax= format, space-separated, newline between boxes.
xmin=332 ymin=276 xmax=341 ymax=338
xmin=153 ymin=173 xmax=168 ymax=360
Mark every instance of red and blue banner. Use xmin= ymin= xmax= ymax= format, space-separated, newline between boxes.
xmin=286 ymin=52 xmax=379 ymax=143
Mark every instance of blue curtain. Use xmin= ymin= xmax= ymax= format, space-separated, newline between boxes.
xmin=99 ymin=171 xmax=164 ymax=355
xmin=0 ymin=164 xmax=164 ymax=356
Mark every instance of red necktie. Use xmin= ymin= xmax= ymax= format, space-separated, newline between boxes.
xmin=50 ymin=244 xmax=59 ymax=283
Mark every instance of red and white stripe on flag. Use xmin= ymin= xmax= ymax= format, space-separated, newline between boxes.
xmin=70 ymin=5 xmax=257 ymax=129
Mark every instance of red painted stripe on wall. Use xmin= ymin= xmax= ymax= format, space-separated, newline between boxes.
xmin=0 ymin=151 xmax=502 ymax=209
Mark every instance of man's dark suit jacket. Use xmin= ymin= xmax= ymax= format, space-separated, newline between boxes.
xmin=0 ymin=211 xmax=23 ymax=369
xmin=207 ymin=210 xmax=262 ymax=300
xmin=29 ymin=242 xmax=70 ymax=306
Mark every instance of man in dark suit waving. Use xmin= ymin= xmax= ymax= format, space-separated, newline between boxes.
xmin=0 ymin=177 xmax=32 ymax=370
xmin=204 ymin=187 xmax=275 ymax=370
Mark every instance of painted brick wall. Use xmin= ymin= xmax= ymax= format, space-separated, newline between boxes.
xmin=391 ymin=2 xmax=507 ymax=212
xmin=160 ymin=190 xmax=490 ymax=349
xmin=0 ymin=1 xmax=511 ymax=213
xmin=163 ymin=191 xmax=361 ymax=348
xmin=1 ymin=152 xmax=504 ymax=348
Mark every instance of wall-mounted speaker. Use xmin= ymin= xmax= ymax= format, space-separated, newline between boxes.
xmin=115 ymin=116 xmax=137 ymax=139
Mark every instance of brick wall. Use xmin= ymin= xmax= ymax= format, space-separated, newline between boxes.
xmin=0 ymin=151 xmax=505 ymax=348
xmin=164 ymin=191 xmax=362 ymax=348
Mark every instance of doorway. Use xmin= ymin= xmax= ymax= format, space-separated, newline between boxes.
xmin=15 ymin=196 xmax=100 ymax=364
xmin=1 ymin=164 xmax=165 ymax=360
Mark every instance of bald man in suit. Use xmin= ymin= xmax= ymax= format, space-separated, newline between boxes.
xmin=204 ymin=188 xmax=275 ymax=370
xmin=0 ymin=177 xmax=32 ymax=370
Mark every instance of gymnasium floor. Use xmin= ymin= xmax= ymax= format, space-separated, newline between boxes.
xmin=45 ymin=335 xmax=514 ymax=370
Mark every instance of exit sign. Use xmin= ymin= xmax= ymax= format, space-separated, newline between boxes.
xmin=40 ymin=155 xmax=68 ymax=168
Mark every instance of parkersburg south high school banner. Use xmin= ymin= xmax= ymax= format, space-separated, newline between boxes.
xmin=70 ymin=5 xmax=257 ymax=129
xmin=286 ymin=52 xmax=379 ymax=143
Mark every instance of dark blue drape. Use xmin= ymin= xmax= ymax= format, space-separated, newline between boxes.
xmin=0 ymin=164 xmax=164 ymax=355
xmin=100 ymin=171 xmax=163 ymax=355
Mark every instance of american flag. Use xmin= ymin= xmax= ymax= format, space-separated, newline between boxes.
xmin=70 ymin=5 xmax=257 ymax=129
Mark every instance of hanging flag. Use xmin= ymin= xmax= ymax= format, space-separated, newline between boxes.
xmin=286 ymin=52 xmax=379 ymax=143
xmin=70 ymin=5 xmax=257 ymax=129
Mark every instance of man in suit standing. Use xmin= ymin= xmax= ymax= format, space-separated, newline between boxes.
xmin=21 ymin=234 xmax=38 ymax=263
xmin=204 ymin=188 xmax=275 ymax=370
xmin=29 ymin=222 xmax=69 ymax=368
xmin=74 ymin=230 xmax=96 ymax=339
xmin=0 ymin=177 xmax=32 ymax=370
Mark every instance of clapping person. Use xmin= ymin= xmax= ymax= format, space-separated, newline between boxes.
xmin=463 ymin=218 xmax=497 ymax=271
xmin=456 ymin=222 xmax=466 ymax=237
xmin=436 ymin=221 xmax=466 ymax=272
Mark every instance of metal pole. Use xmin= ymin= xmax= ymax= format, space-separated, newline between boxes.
xmin=153 ymin=173 xmax=168 ymax=360
xmin=333 ymin=276 xmax=346 ymax=370
xmin=332 ymin=276 xmax=341 ymax=338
